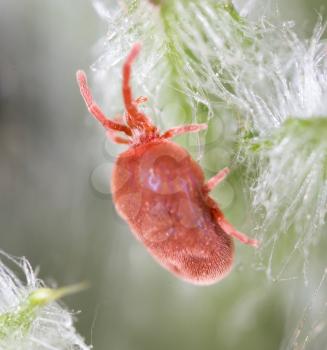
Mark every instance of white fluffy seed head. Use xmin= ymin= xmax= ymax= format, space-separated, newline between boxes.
xmin=91 ymin=1 xmax=326 ymax=123
xmin=0 ymin=252 xmax=90 ymax=350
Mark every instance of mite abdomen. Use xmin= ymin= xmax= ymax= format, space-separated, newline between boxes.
xmin=112 ymin=140 xmax=234 ymax=284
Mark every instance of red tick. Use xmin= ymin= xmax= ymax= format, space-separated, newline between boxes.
xmin=76 ymin=44 xmax=259 ymax=285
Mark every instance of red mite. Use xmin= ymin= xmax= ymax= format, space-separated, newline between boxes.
xmin=76 ymin=44 xmax=259 ymax=285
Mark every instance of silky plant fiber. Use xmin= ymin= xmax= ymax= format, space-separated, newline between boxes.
xmin=0 ymin=252 xmax=90 ymax=350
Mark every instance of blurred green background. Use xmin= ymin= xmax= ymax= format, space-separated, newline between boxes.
xmin=0 ymin=1 xmax=326 ymax=349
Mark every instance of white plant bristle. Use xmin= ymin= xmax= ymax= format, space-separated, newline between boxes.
xmin=0 ymin=252 xmax=90 ymax=350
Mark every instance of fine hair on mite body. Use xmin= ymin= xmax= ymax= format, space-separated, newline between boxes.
xmin=76 ymin=43 xmax=259 ymax=286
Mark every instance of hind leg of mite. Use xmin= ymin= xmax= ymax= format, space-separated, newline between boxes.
xmin=214 ymin=207 xmax=259 ymax=248
xmin=203 ymin=167 xmax=230 ymax=193
xmin=204 ymin=178 xmax=260 ymax=248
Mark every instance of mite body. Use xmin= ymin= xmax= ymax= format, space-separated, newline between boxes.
xmin=112 ymin=139 xmax=235 ymax=284
xmin=77 ymin=44 xmax=258 ymax=285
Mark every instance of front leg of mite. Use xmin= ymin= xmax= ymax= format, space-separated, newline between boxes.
xmin=162 ymin=124 xmax=208 ymax=139
xmin=103 ymin=96 xmax=146 ymax=144
xmin=106 ymin=128 xmax=131 ymax=144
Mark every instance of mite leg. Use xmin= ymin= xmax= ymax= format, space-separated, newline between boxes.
xmin=122 ymin=44 xmax=141 ymax=119
xmin=76 ymin=70 xmax=132 ymax=136
xmin=162 ymin=124 xmax=208 ymax=139
xmin=105 ymin=130 xmax=131 ymax=144
xmin=211 ymin=204 xmax=259 ymax=248
xmin=105 ymin=114 xmax=131 ymax=144
xmin=203 ymin=167 xmax=230 ymax=193
xmin=122 ymin=44 xmax=151 ymax=129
